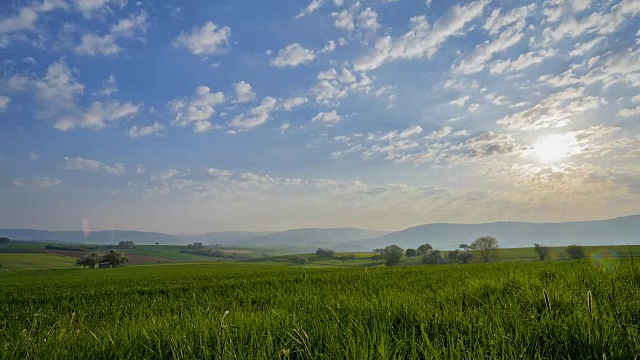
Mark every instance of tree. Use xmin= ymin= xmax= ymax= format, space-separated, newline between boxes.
xmin=155 ymin=242 xmax=159 ymax=245
xmin=417 ymin=244 xmax=433 ymax=255
xmin=405 ymin=248 xmax=418 ymax=257
xmin=422 ymin=250 xmax=446 ymax=265
xmin=457 ymin=250 xmax=473 ymax=264
xmin=565 ymin=244 xmax=586 ymax=260
xmin=315 ymin=248 xmax=335 ymax=258
xmin=471 ymin=236 xmax=499 ymax=263
xmin=76 ymin=252 xmax=101 ymax=269
xmin=294 ymin=256 xmax=308 ymax=264
xmin=534 ymin=243 xmax=551 ymax=261
xmin=448 ymin=249 xmax=460 ymax=262
xmin=0 ymin=237 xmax=10 ymax=244
xmin=383 ymin=245 xmax=404 ymax=266
xmin=373 ymin=248 xmax=384 ymax=254
xmin=118 ymin=241 xmax=136 ymax=249
xmin=101 ymin=250 xmax=129 ymax=267
xmin=459 ymin=244 xmax=469 ymax=250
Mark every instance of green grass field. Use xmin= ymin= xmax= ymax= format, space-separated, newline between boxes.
xmin=1 ymin=259 xmax=639 ymax=359
xmin=0 ymin=253 xmax=77 ymax=270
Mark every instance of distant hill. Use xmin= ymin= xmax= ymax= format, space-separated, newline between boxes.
xmin=2 ymin=214 xmax=638 ymax=250
xmin=347 ymin=215 xmax=640 ymax=251
xmin=0 ymin=230 xmax=179 ymax=245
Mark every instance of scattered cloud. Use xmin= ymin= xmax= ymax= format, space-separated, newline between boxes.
xmin=128 ymin=122 xmax=167 ymax=138
xmin=174 ymin=21 xmax=231 ymax=56
xmin=0 ymin=95 xmax=10 ymax=111
xmin=14 ymin=176 xmax=63 ymax=187
xmin=295 ymin=0 xmax=324 ymax=19
xmin=169 ymin=86 xmax=225 ymax=133
xmin=64 ymin=156 xmax=125 ymax=175
xmin=233 ymin=81 xmax=256 ymax=103
xmin=311 ymin=110 xmax=343 ymax=123
xmin=229 ymin=97 xmax=277 ymax=129
xmin=270 ymin=43 xmax=315 ymax=67
xmin=280 ymin=96 xmax=308 ymax=110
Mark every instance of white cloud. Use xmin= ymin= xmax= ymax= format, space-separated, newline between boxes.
xmin=280 ymin=96 xmax=308 ymax=110
xmin=332 ymin=9 xmax=354 ymax=31
xmin=30 ymin=152 xmax=39 ymax=160
xmin=174 ymin=21 xmax=231 ymax=56
xmin=128 ymin=122 xmax=167 ymax=138
xmin=229 ymin=97 xmax=277 ymax=129
xmin=233 ymin=81 xmax=256 ymax=103
xmin=270 ymin=43 xmax=315 ymax=67
xmin=101 ymin=75 xmax=117 ymax=96
xmin=490 ymin=49 xmax=556 ymax=74
xmin=311 ymin=68 xmax=377 ymax=106
xmin=110 ymin=12 xmax=147 ymax=37
xmin=357 ymin=8 xmax=380 ymax=32
xmin=354 ymin=0 xmax=489 ymax=72
xmin=64 ymin=156 xmax=126 ymax=175
xmin=311 ymin=110 xmax=343 ymax=123
xmin=0 ymin=95 xmax=10 ymax=111
xmin=74 ymin=33 xmax=120 ymax=56
xmin=569 ymin=36 xmax=605 ymax=58
xmin=617 ymin=106 xmax=640 ymax=118
xmin=450 ymin=95 xmax=470 ymax=107
xmin=73 ymin=0 xmax=124 ymax=18
xmin=169 ymin=86 xmax=225 ymax=133
xmin=14 ymin=176 xmax=63 ymax=187
xmin=0 ymin=8 xmax=38 ymax=34
xmin=497 ymin=87 xmax=603 ymax=130
xmin=54 ymin=100 xmax=139 ymax=131
xmin=321 ymin=37 xmax=347 ymax=53
xmin=295 ymin=0 xmax=324 ymax=19
xmin=136 ymin=164 xmax=145 ymax=174
xmin=483 ymin=4 xmax=535 ymax=35
xmin=454 ymin=20 xmax=526 ymax=74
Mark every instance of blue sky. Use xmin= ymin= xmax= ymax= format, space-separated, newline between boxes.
xmin=1 ymin=0 xmax=639 ymax=233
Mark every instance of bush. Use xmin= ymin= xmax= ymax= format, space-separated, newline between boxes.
xmin=383 ymin=245 xmax=404 ymax=266
xmin=315 ymin=248 xmax=335 ymax=258
xmin=422 ymin=250 xmax=447 ymax=265
xmin=294 ymin=256 xmax=308 ymax=265
xmin=534 ymin=243 xmax=551 ymax=261
xmin=565 ymin=244 xmax=586 ymax=260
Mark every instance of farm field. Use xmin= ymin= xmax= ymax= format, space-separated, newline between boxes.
xmin=1 ymin=259 xmax=639 ymax=359
xmin=0 ymin=253 xmax=76 ymax=270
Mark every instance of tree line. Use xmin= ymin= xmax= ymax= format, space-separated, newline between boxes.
xmin=76 ymin=250 xmax=129 ymax=268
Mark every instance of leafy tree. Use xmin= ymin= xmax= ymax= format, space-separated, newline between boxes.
xmin=118 ymin=241 xmax=136 ymax=249
xmin=422 ymin=250 xmax=446 ymax=265
xmin=0 ymin=237 xmax=10 ymax=244
xmin=459 ymin=244 xmax=469 ymax=250
xmin=383 ymin=245 xmax=404 ymax=266
xmin=373 ymin=248 xmax=384 ymax=254
xmin=534 ymin=243 xmax=551 ymax=261
xmin=76 ymin=252 xmax=101 ymax=268
xmin=101 ymin=250 xmax=129 ymax=267
xmin=294 ymin=256 xmax=308 ymax=264
xmin=471 ymin=236 xmax=499 ymax=263
xmin=315 ymin=248 xmax=336 ymax=258
xmin=405 ymin=248 xmax=418 ymax=257
xmin=447 ymin=249 xmax=460 ymax=262
xmin=155 ymin=242 xmax=159 ymax=245
xmin=457 ymin=250 xmax=473 ymax=264
xmin=417 ymin=244 xmax=433 ymax=255
xmin=565 ymin=244 xmax=586 ymax=260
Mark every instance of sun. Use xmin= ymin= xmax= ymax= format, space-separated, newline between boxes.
xmin=532 ymin=134 xmax=576 ymax=163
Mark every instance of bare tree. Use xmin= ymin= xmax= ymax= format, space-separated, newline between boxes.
xmin=471 ymin=236 xmax=499 ymax=262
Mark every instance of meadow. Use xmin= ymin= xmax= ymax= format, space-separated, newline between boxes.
xmin=1 ymin=258 xmax=639 ymax=359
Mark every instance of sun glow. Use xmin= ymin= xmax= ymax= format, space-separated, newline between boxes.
xmin=532 ymin=134 xmax=576 ymax=163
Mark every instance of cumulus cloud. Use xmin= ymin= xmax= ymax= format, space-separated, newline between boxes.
xmin=54 ymin=100 xmax=139 ymax=131
xmin=64 ymin=156 xmax=126 ymax=175
xmin=74 ymin=33 xmax=120 ymax=56
xmin=169 ymin=86 xmax=225 ymax=133
xmin=101 ymin=75 xmax=117 ymax=96
xmin=233 ymin=81 xmax=256 ymax=103
xmin=128 ymin=122 xmax=167 ymax=138
xmin=110 ymin=12 xmax=148 ymax=37
xmin=311 ymin=110 xmax=343 ymax=123
xmin=229 ymin=97 xmax=277 ymax=129
xmin=0 ymin=8 xmax=38 ymax=34
xmin=174 ymin=21 xmax=231 ymax=56
xmin=320 ymin=37 xmax=347 ymax=53
xmin=280 ymin=96 xmax=308 ymax=110
xmin=270 ymin=43 xmax=315 ymax=67
xmin=0 ymin=95 xmax=10 ymax=111
xmin=14 ymin=176 xmax=63 ymax=187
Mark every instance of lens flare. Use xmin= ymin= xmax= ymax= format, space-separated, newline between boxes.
xmin=590 ymin=249 xmax=620 ymax=272
xmin=82 ymin=218 xmax=91 ymax=239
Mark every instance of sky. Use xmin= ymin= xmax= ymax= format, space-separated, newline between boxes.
xmin=0 ymin=0 xmax=639 ymax=234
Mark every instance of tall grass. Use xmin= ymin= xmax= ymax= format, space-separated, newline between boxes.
xmin=0 ymin=261 xmax=639 ymax=359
